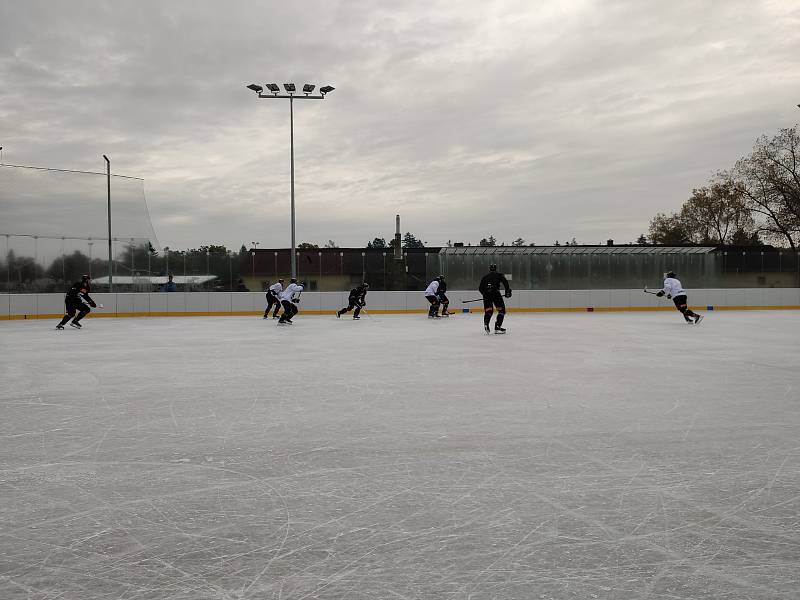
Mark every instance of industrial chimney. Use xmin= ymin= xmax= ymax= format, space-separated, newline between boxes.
xmin=394 ymin=215 xmax=402 ymax=261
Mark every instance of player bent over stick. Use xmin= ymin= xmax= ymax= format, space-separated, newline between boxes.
xmin=479 ymin=264 xmax=512 ymax=334
xmin=56 ymin=274 xmax=98 ymax=329
xmin=263 ymin=279 xmax=284 ymax=319
xmin=424 ymin=276 xmax=447 ymax=318
xmin=277 ymin=278 xmax=304 ymax=325
xmin=337 ymin=282 xmax=369 ymax=319
xmin=650 ymin=270 xmax=703 ymax=325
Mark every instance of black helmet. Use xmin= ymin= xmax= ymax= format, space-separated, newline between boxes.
xmin=489 ymin=264 xmax=497 ymax=272
xmin=664 ymin=271 xmax=676 ymax=279
xmin=81 ymin=274 xmax=91 ymax=281
xmin=362 ymin=282 xmax=369 ymax=288
xmin=436 ymin=275 xmax=445 ymax=282
xmin=290 ymin=277 xmax=297 ymax=283
xmin=278 ymin=278 xmax=284 ymax=283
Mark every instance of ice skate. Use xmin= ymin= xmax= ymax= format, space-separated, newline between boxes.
xmin=494 ymin=326 xmax=506 ymax=334
xmin=55 ymin=324 xmax=65 ymax=330
xmin=484 ymin=324 xmax=491 ymax=335
xmin=694 ymin=314 xmax=704 ymax=325
xmin=353 ymin=315 xmax=360 ymax=320
xmin=69 ymin=321 xmax=82 ymax=329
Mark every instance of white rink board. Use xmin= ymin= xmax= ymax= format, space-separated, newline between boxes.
xmin=2 ymin=288 xmax=800 ymax=318
xmin=1 ymin=311 xmax=799 ymax=599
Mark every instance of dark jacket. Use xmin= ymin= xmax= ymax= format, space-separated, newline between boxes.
xmin=349 ymin=286 xmax=368 ymax=303
xmin=478 ymin=272 xmax=511 ymax=296
xmin=66 ymin=280 xmax=96 ymax=307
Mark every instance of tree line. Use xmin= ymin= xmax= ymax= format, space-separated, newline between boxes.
xmin=646 ymin=125 xmax=800 ymax=249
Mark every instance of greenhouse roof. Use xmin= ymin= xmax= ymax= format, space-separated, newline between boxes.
xmin=441 ymin=245 xmax=718 ymax=256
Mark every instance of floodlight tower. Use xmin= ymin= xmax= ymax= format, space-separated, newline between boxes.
xmin=103 ymin=155 xmax=112 ymax=292
xmin=246 ymin=82 xmax=335 ymax=279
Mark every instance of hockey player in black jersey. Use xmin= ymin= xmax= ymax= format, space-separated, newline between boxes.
xmin=478 ymin=264 xmax=512 ymax=334
xmin=56 ymin=274 xmax=97 ymax=329
xmin=436 ymin=276 xmax=451 ymax=316
xmin=337 ymin=283 xmax=369 ymax=319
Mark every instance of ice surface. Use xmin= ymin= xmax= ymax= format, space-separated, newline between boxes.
xmin=1 ymin=311 xmax=799 ymax=599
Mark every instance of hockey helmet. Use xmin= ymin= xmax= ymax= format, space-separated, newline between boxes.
xmin=290 ymin=277 xmax=298 ymax=283
xmin=436 ymin=275 xmax=445 ymax=282
xmin=664 ymin=271 xmax=676 ymax=279
xmin=278 ymin=278 xmax=284 ymax=283
xmin=362 ymin=282 xmax=369 ymax=288
xmin=489 ymin=264 xmax=497 ymax=272
xmin=81 ymin=274 xmax=91 ymax=281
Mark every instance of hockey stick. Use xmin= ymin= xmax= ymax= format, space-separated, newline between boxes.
xmin=642 ymin=288 xmax=660 ymax=296
xmin=461 ymin=298 xmax=484 ymax=304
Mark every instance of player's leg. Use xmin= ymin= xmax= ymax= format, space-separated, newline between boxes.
xmin=483 ymin=296 xmax=494 ymax=333
xmin=673 ymin=295 xmax=693 ymax=323
xmin=338 ymin=299 xmax=354 ymax=318
xmin=439 ymin=294 xmax=450 ymax=315
xmin=494 ymin=294 xmax=507 ymax=332
xmin=57 ymin=302 xmax=75 ymax=328
xmin=71 ymin=304 xmax=90 ymax=326
xmin=278 ymin=300 xmax=292 ymax=323
xmin=426 ymin=295 xmax=440 ymax=318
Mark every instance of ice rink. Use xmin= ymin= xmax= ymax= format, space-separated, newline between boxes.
xmin=1 ymin=310 xmax=799 ymax=600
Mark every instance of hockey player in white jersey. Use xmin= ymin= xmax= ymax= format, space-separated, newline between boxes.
xmin=263 ymin=279 xmax=284 ymax=319
xmin=424 ymin=277 xmax=443 ymax=318
xmin=656 ymin=271 xmax=703 ymax=324
xmin=277 ymin=278 xmax=304 ymax=325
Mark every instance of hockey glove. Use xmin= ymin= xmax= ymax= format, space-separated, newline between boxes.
xmin=505 ymin=290 xmax=512 ymax=298
xmin=667 ymin=294 xmax=672 ymax=299
xmin=656 ymin=291 xmax=665 ymax=297
xmin=292 ymin=298 xmax=300 ymax=304
xmin=89 ymin=301 xmax=97 ymax=308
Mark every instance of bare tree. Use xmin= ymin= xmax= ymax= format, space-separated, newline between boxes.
xmin=732 ymin=126 xmax=800 ymax=250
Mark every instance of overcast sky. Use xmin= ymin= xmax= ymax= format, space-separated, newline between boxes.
xmin=1 ymin=0 xmax=798 ymax=249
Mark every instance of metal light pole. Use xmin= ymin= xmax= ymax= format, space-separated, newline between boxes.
xmin=103 ymin=155 xmax=112 ymax=292
xmin=246 ymin=82 xmax=335 ymax=279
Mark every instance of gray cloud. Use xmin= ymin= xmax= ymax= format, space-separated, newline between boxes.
xmin=2 ymin=0 xmax=799 ymax=249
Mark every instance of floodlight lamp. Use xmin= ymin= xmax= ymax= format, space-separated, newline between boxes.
xmin=266 ymin=83 xmax=280 ymax=93
xmin=283 ymin=83 xmax=296 ymax=92
xmin=319 ymin=85 xmax=335 ymax=95
xmin=302 ymin=84 xmax=315 ymax=94
xmin=246 ymin=83 xmax=263 ymax=93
